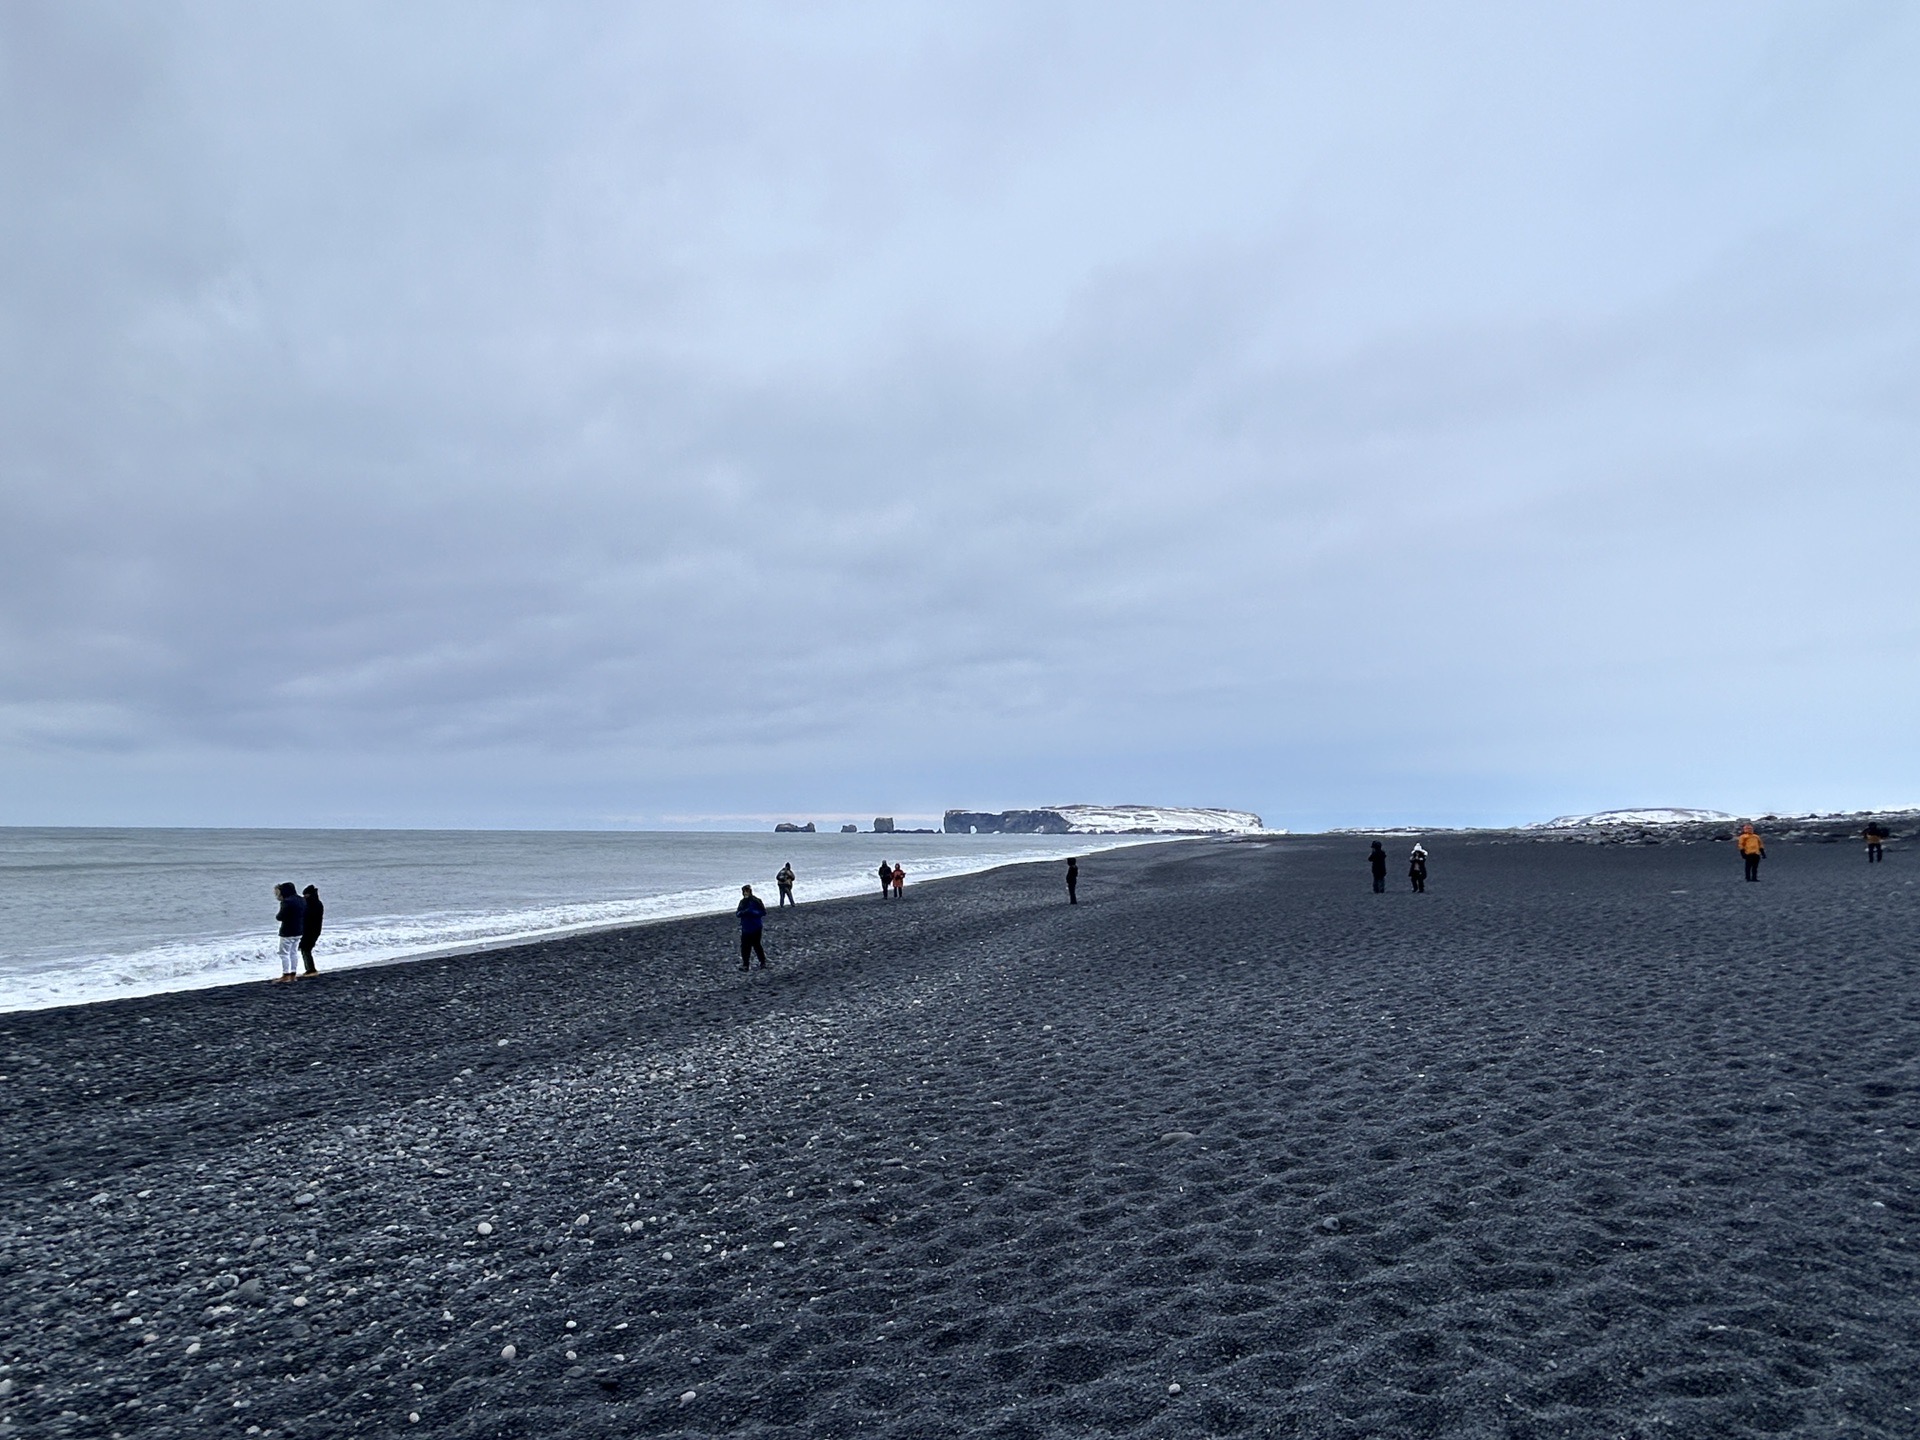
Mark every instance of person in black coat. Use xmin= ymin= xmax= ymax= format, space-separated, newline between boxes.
xmin=1066 ymin=856 xmax=1079 ymax=904
xmin=273 ymin=883 xmax=305 ymax=983
xmin=299 ymin=885 xmax=325 ymax=974
xmin=1368 ymin=842 xmax=1388 ymax=894
xmin=736 ymin=885 xmax=768 ymax=969
xmin=1408 ymin=844 xmax=1428 ymax=894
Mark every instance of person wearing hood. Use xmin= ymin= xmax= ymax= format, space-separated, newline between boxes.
xmin=298 ymin=885 xmax=324 ymax=974
xmin=878 ymin=861 xmax=894 ymax=898
xmin=1368 ymin=842 xmax=1388 ymax=893
xmin=1737 ymin=824 xmax=1766 ymax=882
xmin=1408 ymin=844 xmax=1429 ymax=893
xmin=272 ymin=883 xmax=305 ymax=983
xmin=736 ymin=885 xmax=768 ymax=970
xmin=776 ymin=862 xmax=796 ymax=907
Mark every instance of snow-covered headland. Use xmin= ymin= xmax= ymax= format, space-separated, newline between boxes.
xmin=943 ymin=804 xmax=1271 ymax=835
xmin=1527 ymin=808 xmax=1733 ymax=830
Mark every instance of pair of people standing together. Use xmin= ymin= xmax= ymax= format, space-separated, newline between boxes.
xmin=271 ymin=882 xmax=325 ymax=981
xmin=878 ymin=862 xmax=905 ymax=898
xmin=1368 ymin=842 xmax=1428 ymax=893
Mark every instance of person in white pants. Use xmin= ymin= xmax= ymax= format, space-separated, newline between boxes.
xmin=273 ymin=883 xmax=306 ymax=983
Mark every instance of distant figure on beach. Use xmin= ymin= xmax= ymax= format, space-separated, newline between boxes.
xmin=298 ymin=885 xmax=324 ymax=974
xmin=1066 ymin=856 xmax=1079 ymax=904
xmin=1408 ymin=844 xmax=1428 ymax=893
xmin=1738 ymin=824 xmax=1766 ymax=882
xmin=272 ymin=883 xmax=305 ymax=983
xmin=736 ymin=885 xmax=767 ymax=970
xmin=878 ymin=861 xmax=894 ymax=898
xmin=776 ymin=862 xmax=796 ymax=907
xmin=891 ymin=862 xmax=905 ymax=898
xmin=1865 ymin=823 xmax=1888 ymax=863
xmin=1368 ymin=842 xmax=1387 ymax=894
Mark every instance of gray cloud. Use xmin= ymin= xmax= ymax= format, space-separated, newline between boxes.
xmin=3 ymin=2 xmax=1918 ymax=827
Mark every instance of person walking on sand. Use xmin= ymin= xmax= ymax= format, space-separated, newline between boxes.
xmin=776 ymin=862 xmax=796 ymax=907
xmin=272 ymin=882 xmax=305 ymax=983
xmin=1865 ymin=823 xmax=1888 ymax=863
xmin=891 ymin=862 xmax=905 ymax=898
xmin=878 ymin=861 xmax=894 ymax=898
xmin=298 ymin=884 xmax=324 ymax=975
xmin=736 ymin=885 xmax=768 ymax=970
xmin=1738 ymin=823 xmax=1766 ymax=882
xmin=1368 ymin=842 xmax=1388 ymax=894
xmin=1408 ymin=844 xmax=1428 ymax=894
xmin=1066 ymin=856 xmax=1079 ymax=904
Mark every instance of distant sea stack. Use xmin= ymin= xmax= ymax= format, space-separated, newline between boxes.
xmin=773 ymin=821 xmax=816 ymax=834
xmin=944 ymin=804 xmax=1266 ymax=835
xmin=873 ymin=817 xmax=894 ymax=833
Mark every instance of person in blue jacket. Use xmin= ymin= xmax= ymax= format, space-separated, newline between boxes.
xmin=736 ymin=885 xmax=768 ymax=970
xmin=272 ymin=882 xmax=306 ymax=983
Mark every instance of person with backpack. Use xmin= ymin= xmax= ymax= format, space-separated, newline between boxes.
xmin=1066 ymin=856 xmax=1079 ymax=904
xmin=1737 ymin=824 xmax=1766 ymax=882
xmin=1408 ymin=844 xmax=1428 ymax=893
xmin=271 ymin=882 xmax=305 ymax=983
xmin=736 ymin=885 xmax=768 ymax=969
xmin=776 ymin=862 xmax=796 ymax=907
xmin=1368 ymin=842 xmax=1388 ymax=894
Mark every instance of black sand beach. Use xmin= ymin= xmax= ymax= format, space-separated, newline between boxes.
xmin=2 ymin=836 xmax=1916 ymax=1438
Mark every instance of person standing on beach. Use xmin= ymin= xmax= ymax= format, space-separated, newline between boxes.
xmin=298 ymin=884 xmax=324 ymax=975
xmin=1066 ymin=856 xmax=1079 ymax=904
xmin=1368 ymin=842 xmax=1387 ymax=894
xmin=776 ymin=862 xmax=796 ymax=907
xmin=736 ymin=885 xmax=768 ymax=969
xmin=1738 ymin=824 xmax=1766 ymax=882
xmin=891 ymin=862 xmax=905 ymax=898
xmin=1865 ymin=823 xmax=1887 ymax=863
xmin=878 ymin=861 xmax=894 ymax=898
xmin=272 ymin=883 xmax=305 ymax=983
xmin=1408 ymin=844 xmax=1428 ymax=894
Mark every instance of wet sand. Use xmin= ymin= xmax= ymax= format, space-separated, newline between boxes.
xmin=1 ymin=835 xmax=1916 ymax=1438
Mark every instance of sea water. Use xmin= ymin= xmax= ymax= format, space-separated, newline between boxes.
xmin=0 ymin=828 xmax=1136 ymax=1012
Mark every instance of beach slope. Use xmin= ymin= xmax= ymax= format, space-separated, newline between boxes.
xmin=1 ymin=836 xmax=1916 ymax=1437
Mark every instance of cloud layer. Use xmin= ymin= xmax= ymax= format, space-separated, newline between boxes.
xmin=4 ymin=3 xmax=1917 ymax=827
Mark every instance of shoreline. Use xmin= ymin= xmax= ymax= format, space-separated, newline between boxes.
xmin=2 ymin=834 xmax=1913 ymax=1437
xmin=0 ymin=833 xmax=1165 ymax=1017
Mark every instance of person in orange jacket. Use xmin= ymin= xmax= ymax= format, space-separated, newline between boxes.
xmin=1737 ymin=823 xmax=1766 ymax=882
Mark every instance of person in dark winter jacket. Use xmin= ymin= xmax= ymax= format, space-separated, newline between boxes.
xmin=1368 ymin=842 xmax=1388 ymax=894
xmin=878 ymin=861 xmax=894 ymax=898
xmin=776 ymin=862 xmax=796 ymax=907
xmin=273 ymin=883 xmax=305 ymax=983
xmin=736 ymin=885 xmax=767 ymax=970
xmin=1865 ymin=823 xmax=1888 ymax=863
xmin=1408 ymin=844 xmax=1428 ymax=893
xmin=1066 ymin=856 xmax=1079 ymax=904
xmin=298 ymin=885 xmax=324 ymax=974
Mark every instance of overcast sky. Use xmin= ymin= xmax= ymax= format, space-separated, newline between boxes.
xmin=2 ymin=2 xmax=1916 ymax=830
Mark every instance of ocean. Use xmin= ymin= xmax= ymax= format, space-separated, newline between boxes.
xmin=0 ymin=827 xmax=1133 ymax=1012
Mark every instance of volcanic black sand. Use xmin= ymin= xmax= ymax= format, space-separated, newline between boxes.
xmin=2 ymin=836 xmax=1916 ymax=1439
